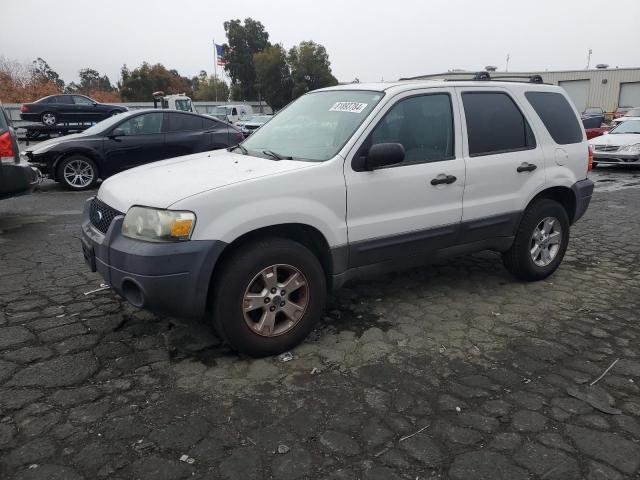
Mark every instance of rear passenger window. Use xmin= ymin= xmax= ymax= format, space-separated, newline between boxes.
xmin=168 ymin=114 xmax=203 ymax=132
xmin=525 ymin=92 xmax=583 ymax=145
xmin=368 ymin=94 xmax=455 ymax=164
xmin=203 ymin=118 xmax=223 ymax=129
xmin=462 ymin=92 xmax=536 ymax=156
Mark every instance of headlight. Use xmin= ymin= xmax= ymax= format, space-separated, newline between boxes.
xmin=122 ymin=206 xmax=196 ymax=242
xmin=619 ymin=143 xmax=640 ymax=154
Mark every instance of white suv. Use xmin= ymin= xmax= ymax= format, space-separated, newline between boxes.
xmin=81 ymin=79 xmax=594 ymax=356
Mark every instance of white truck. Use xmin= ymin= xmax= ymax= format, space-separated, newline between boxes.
xmin=152 ymin=92 xmax=196 ymax=113
xmin=82 ymin=76 xmax=594 ymax=357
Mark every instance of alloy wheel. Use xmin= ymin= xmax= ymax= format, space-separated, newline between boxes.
xmin=242 ymin=264 xmax=309 ymax=337
xmin=530 ymin=216 xmax=562 ymax=267
xmin=63 ymin=159 xmax=95 ymax=188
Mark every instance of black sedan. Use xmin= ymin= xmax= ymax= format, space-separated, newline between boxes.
xmin=23 ymin=109 xmax=244 ymax=190
xmin=20 ymin=94 xmax=128 ymax=126
xmin=1 ymin=104 xmax=40 ymax=200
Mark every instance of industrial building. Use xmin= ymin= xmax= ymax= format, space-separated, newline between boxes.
xmin=402 ymin=67 xmax=640 ymax=113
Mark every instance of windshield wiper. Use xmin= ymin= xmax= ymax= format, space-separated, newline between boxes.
xmin=262 ymin=150 xmax=292 ymax=161
xmin=228 ymin=144 xmax=248 ymax=155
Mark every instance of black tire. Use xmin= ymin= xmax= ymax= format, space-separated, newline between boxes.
xmin=211 ymin=237 xmax=326 ymax=357
xmin=56 ymin=155 xmax=99 ymax=191
xmin=592 ymin=161 xmax=598 ymax=168
xmin=41 ymin=111 xmax=57 ymax=126
xmin=502 ymin=199 xmax=570 ymax=281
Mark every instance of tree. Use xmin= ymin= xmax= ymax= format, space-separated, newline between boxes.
xmin=65 ymin=68 xmax=120 ymax=101
xmin=0 ymin=56 xmax=63 ymax=103
xmin=254 ymin=45 xmax=292 ymax=111
xmin=118 ymin=62 xmax=194 ymax=101
xmin=288 ymin=41 xmax=338 ymax=99
xmin=67 ymin=68 xmax=114 ymax=94
xmin=31 ymin=57 xmax=64 ymax=90
xmin=193 ymin=71 xmax=230 ymax=101
xmin=222 ymin=18 xmax=270 ymax=100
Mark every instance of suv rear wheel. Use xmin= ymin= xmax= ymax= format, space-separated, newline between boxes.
xmin=502 ymin=199 xmax=570 ymax=281
xmin=211 ymin=237 xmax=326 ymax=357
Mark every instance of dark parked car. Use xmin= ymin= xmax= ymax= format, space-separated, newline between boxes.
xmin=23 ymin=109 xmax=244 ymax=190
xmin=581 ymin=107 xmax=605 ymax=129
xmin=0 ymin=104 xmax=40 ymax=199
xmin=20 ymin=94 xmax=128 ymax=126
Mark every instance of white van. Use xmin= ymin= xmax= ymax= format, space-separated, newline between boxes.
xmin=214 ymin=104 xmax=254 ymax=124
xmin=81 ymin=77 xmax=594 ymax=357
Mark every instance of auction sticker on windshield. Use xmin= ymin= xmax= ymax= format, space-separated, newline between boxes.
xmin=329 ymin=102 xmax=368 ymax=113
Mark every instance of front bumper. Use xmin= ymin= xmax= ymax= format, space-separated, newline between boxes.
xmin=80 ymin=198 xmax=227 ymax=319
xmin=571 ymin=178 xmax=594 ymax=224
xmin=593 ymin=152 xmax=640 ymax=165
xmin=22 ymin=151 xmax=53 ymax=176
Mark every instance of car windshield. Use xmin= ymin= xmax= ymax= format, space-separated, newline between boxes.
xmin=241 ymin=90 xmax=383 ymax=161
xmin=82 ymin=112 xmax=134 ymax=136
xmin=624 ymin=108 xmax=640 ymax=117
xmin=610 ymin=120 xmax=640 ymax=134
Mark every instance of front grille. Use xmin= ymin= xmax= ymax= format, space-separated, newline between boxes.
xmin=594 ymin=145 xmax=619 ymax=152
xmin=89 ymin=198 xmax=122 ymax=234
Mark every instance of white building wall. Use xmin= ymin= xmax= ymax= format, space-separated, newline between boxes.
xmin=408 ymin=68 xmax=640 ymax=112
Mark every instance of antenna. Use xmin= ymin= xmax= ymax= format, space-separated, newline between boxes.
xmin=586 ymin=48 xmax=593 ymax=69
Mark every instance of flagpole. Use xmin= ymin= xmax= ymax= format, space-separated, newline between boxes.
xmin=213 ymin=38 xmax=218 ymax=102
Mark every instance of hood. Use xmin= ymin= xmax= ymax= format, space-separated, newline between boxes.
xmin=97 ymin=149 xmax=316 ymax=212
xmin=27 ymin=133 xmax=85 ymax=153
xmin=589 ymin=133 xmax=640 ymax=146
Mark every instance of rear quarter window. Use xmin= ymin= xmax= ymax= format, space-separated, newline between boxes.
xmin=525 ymin=92 xmax=583 ymax=145
xmin=0 ymin=108 xmax=8 ymax=131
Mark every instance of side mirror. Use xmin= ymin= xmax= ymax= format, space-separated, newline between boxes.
xmin=110 ymin=128 xmax=125 ymax=138
xmin=92 ymin=102 xmax=98 ymax=106
xmin=355 ymin=143 xmax=405 ymax=171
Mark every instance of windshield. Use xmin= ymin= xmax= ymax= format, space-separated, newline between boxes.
xmin=610 ymin=119 xmax=640 ymax=134
xmin=242 ymin=90 xmax=383 ymax=161
xmin=175 ymin=99 xmax=192 ymax=111
xmin=625 ymin=108 xmax=640 ymax=117
xmin=82 ymin=112 xmax=133 ymax=136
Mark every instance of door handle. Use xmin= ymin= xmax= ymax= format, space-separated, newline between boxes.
xmin=517 ymin=162 xmax=537 ymax=173
xmin=431 ymin=174 xmax=457 ymax=186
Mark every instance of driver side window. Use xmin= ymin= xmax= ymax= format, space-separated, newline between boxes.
xmin=117 ymin=113 xmax=164 ymax=135
xmin=368 ymin=94 xmax=455 ymax=165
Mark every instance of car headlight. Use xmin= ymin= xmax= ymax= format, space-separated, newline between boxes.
xmin=122 ymin=206 xmax=196 ymax=242
xmin=619 ymin=143 xmax=640 ymax=154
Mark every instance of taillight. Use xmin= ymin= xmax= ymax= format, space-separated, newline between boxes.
xmin=0 ymin=131 xmax=16 ymax=163
xmin=587 ymin=144 xmax=593 ymax=172
xmin=20 ymin=104 xmax=28 ymax=113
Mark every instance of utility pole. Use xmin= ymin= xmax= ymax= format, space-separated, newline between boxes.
xmin=505 ymin=53 xmax=510 ymax=72
xmin=586 ymin=49 xmax=593 ymax=70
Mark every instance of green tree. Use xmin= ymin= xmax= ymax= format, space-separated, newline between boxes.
xmin=193 ymin=71 xmax=230 ymax=101
xmin=118 ymin=62 xmax=194 ymax=101
xmin=31 ymin=57 xmax=64 ymax=89
xmin=288 ymin=41 xmax=338 ymax=99
xmin=66 ymin=68 xmax=114 ymax=95
xmin=222 ymin=18 xmax=270 ymax=100
xmin=254 ymin=45 xmax=292 ymax=111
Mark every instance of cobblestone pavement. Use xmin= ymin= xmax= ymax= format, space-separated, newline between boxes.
xmin=1 ymin=167 xmax=640 ymax=480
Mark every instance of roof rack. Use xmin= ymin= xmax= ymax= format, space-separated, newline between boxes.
xmin=400 ymin=71 xmax=546 ymax=84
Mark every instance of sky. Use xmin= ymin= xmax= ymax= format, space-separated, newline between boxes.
xmin=3 ymin=0 xmax=640 ymax=86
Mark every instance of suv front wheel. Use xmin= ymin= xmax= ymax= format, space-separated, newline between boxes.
xmin=211 ymin=237 xmax=326 ymax=357
xmin=503 ymin=199 xmax=570 ymax=281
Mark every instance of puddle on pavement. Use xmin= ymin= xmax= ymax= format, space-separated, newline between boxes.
xmin=0 ymin=215 xmax=52 ymax=234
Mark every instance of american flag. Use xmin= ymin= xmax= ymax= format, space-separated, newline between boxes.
xmin=214 ymin=43 xmax=226 ymax=66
